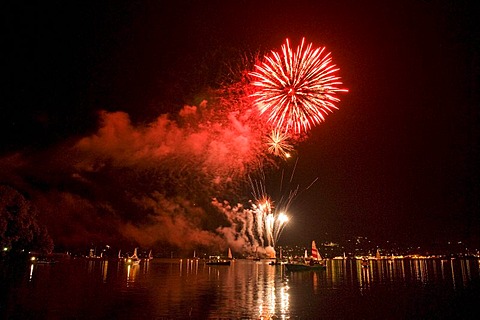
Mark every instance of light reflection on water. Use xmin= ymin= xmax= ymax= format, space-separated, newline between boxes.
xmin=2 ymin=258 xmax=479 ymax=319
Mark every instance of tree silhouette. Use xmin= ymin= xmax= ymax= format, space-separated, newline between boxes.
xmin=0 ymin=185 xmax=53 ymax=254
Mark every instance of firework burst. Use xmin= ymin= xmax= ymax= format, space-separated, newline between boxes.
xmin=266 ymin=130 xmax=294 ymax=160
xmin=250 ymin=38 xmax=348 ymax=134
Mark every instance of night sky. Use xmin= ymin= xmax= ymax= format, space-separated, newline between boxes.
xmin=3 ymin=1 xmax=479 ymax=250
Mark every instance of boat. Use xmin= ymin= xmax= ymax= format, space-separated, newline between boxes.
xmin=284 ymin=262 xmax=325 ymax=271
xmin=333 ymin=252 xmax=347 ymax=260
xmin=284 ymin=241 xmax=326 ymax=271
xmin=118 ymin=250 xmax=124 ymax=261
xmin=30 ymin=256 xmax=57 ymax=264
xmin=126 ymin=248 xmax=141 ymax=265
xmin=192 ymin=250 xmax=200 ymax=260
xmin=206 ymin=255 xmax=231 ymax=266
xmin=206 ymin=248 xmax=232 ymax=266
xmin=85 ymin=248 xmax=104 ymax=260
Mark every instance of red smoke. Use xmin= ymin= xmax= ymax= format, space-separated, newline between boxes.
xmin=0 ymin=98 xmax=275 ymax=252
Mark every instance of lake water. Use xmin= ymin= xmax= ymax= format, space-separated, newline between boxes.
xmin=1 ymin=257 xmax=479 ymax=319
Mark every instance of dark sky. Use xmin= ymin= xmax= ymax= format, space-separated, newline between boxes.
xmin=3 ymin=0 xmax=479 ymax=249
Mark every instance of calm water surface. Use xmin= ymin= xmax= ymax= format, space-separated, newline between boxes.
xmin=1 ymin=258 xmax=479 ymax=319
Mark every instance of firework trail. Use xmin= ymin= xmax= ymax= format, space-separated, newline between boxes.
xmin=249 ymin=175 xmax=295 ymax=249
xmin=250 ymin=38 xmax=348 ymax=134
xmin=215 ymin=169 xmax=299 ymax=256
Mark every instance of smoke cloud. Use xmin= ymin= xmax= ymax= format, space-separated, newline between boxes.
xmin=0 ymin=97 xmax=280 ymax=253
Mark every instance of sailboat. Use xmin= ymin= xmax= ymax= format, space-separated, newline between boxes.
xmin=118 ymin=250 xmax=124 ymax=262
xmin=126 ymin=248 xmax=141 ymax=265
xmin=192 ymin=250 xmax=200 ymax=260
xmin=284 ymin=241 xmax=326 ymax=271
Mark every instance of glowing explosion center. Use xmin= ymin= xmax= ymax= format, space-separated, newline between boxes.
xmin=250 ymin=37 xmax=348 ymax=134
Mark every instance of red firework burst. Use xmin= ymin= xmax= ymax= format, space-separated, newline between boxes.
xmin=250 ymin=38 xmax=348 ymax=134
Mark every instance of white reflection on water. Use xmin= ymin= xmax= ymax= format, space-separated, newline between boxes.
xmin=349 ymin=258 xmax=479 ymax=290
xmin=126 ymin=264 xmax=139 ymax=285
xmin=4 ymin=257 xmax=480 ymax=319
xmin=102 ymin=261 xmax=108 ymax=283
xmin=257 ymin=264 xmax=276 ymax=319
xmin=252 ymin=262 xmax=289 ymax=320
xmin=29 ymin=263 xmax=34 ymax=281
xmin=200 ymin=260 xmax=291 ymax=319
xmin=450 ymin=259 xmax=456 ymax=289
xmin=355 ymin=259 xmax=371 ymax=291
xmin=461 ymin=259 xmax=469 ymax=286
xmin=143 ymin=259 xmax=149 ymax=274
xmin=185 ymin=259 xmax=199 ymax=274
xmin=280 ymin=284 xmax=289 ymax=315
